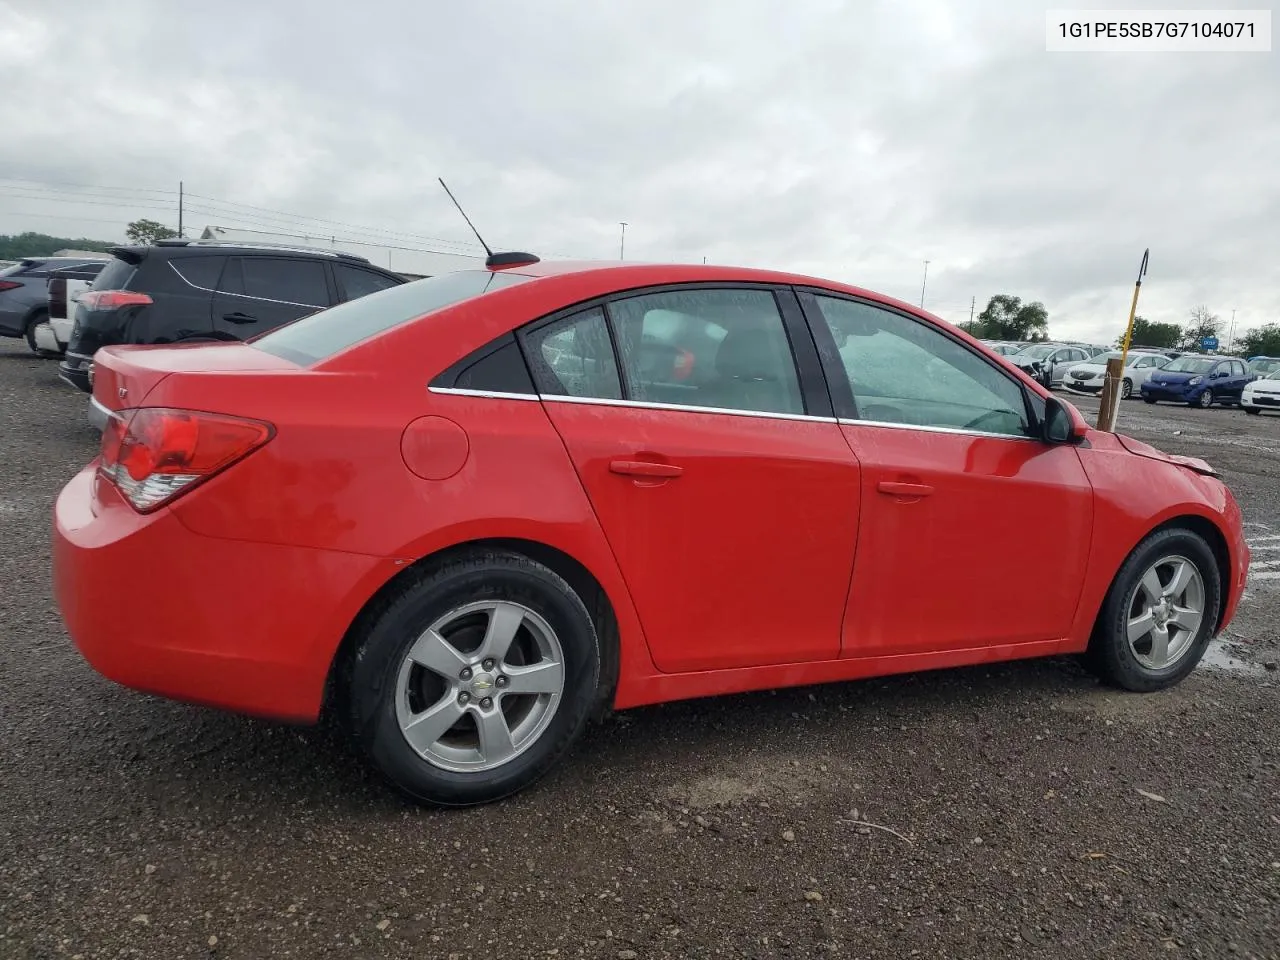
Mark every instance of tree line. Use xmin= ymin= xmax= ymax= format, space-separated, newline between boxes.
xmin=959 ymin=294 xmax=1279 ymax=358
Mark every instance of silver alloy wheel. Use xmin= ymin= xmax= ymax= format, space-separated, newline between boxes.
xmin=1121 ymin=378 xmax=1132 ymax=399
xmin=1125 ymin=555 xmax=1205 ymax=670
xmin=1198 ymin=389 xmax=1213 ymax=408
xmin=394 ymin=600 xmax=566 ymax=773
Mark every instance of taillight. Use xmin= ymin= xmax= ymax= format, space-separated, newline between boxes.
xmin=80 ymin=290 xmax=153 ymax=311
xmin=0 ymin=280 xmax=21 ymax=292
xmin=98 ymin=407 xmax=273 ymax=512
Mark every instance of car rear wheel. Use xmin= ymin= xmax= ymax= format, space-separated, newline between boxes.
xmin=1121 ymin=378 xmax=1132 ymax=399
xmin=1194 ymin=390 xmax=1214 ymax=408
xmin=23 ymin=309 xmax=51 ymax=356
xmin=1085 ymin=528 xmax=1220 ymax=692
xmin=343 ymin=550 xmax=601 ymax=807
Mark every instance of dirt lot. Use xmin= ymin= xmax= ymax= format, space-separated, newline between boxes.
xmin=1 ymin=341 xmax=1277 ymax=960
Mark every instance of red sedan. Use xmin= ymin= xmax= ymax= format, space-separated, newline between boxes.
xmin=53 ymin=256 xmax=1250 ymax=806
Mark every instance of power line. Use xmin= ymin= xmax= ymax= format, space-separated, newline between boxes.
xmin=0 ymin=189 xmax=175 ymax=212
xmin=0 ymin=174 xmax=179 ymax=197
xmin=0 ymin=209 xmax=130 ymax=227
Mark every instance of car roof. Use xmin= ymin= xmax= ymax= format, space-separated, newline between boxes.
xmin=498 ymin=259 xmax=934 ymax=317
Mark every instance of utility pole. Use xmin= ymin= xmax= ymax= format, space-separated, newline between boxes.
xmin=619 ymin=222 xmax=627 ymax=260
xmin=1228 ymin=308 xmax=1237 ymax=352
xmin=969 ymin=296 xmax=975 ymax=326
xmin=919 ymin=260 xmax=930 ymax=308
xmin=178 ymin=180 xmax=184 ymax=238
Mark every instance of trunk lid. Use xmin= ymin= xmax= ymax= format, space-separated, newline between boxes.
xmin=91 ymin=341 xmax=301 ymax=414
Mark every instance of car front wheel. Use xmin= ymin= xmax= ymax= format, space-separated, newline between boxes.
xmin=344 ymin=550 xmax=601 ymax=806
xmin=1121 ymin=378 xmax=1133 ymax=399
xmin=1086 ymin=527 xmax=1221 ymax=692
xmin=1194 ymin=390 xmax=1214 ymax=408
xmin=1244 ymin=406 xmax=1261 ymax=415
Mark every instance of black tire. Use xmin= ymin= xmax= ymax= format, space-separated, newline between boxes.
xmin=1143 ymin=397 xmax=1156 ymax=404
xmin=343 ymin=550 xmax=601 ymax=807
xmin=1085 ymin=527 xmax=1221 ymax=692
xmin=1194 ymin=389 xmax=1213 ymax=409
xmin=1244 ymin=407 xmax=1260 ymax=416
xmin=1121 ymin=378 xmax=1133 ymax=400
xmin=23 ymin=309 xmax=53 ymax=356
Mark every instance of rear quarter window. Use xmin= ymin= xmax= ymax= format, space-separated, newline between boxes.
xmin=252 ymin=269 xmax=532 ymax=365
xmin=91 ymin=258 xmax=138 ymax=291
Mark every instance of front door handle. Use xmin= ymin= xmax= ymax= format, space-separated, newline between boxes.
xmin=610 ymin=460 xmax=683 ymax=478
xmin=223 ymin=311 xmax=258 ymax=324
xmin=877 ymin=480 xmax=934 ymax=497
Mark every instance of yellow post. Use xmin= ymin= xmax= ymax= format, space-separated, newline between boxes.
xmin=1098 ymin=248 xmax=1149 ymax=432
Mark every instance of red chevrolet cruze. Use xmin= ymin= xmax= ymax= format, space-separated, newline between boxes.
xmin=53 ymin=256 xmax=1250 ymax=806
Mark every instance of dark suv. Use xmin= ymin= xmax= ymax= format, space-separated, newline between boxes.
xmin=59 ymin=240 xmax=408 ymax=392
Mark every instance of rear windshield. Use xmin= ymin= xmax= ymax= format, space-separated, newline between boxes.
xmin=252 ymin=269 xmax=533 ymax=365
xmin=91 ymin=257 xmax=138 ymax=291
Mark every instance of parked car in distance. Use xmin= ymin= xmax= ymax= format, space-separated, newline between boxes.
xmin=58 ymin=239 xmax=409 ymax=394
xmin=1062 ymin=349 xmax=1170 ymax=399
xmin=1246 ymin=356 xmax=1280 ymax=378
xmin=1007 ymin=342 xmax=1093 ymax=388
xmin=1241 ymin=369 xmax=1280 ymax=415
xmin=32 ymin=261 xmax=108 ymax=355
xmin=1140 ymin=355 xmax=1255 ymax=408
xmin=53 ymin=257 xmax=1249 ymax=807
xmin=981 ymin=340 xmax=1023 ymax=356
xmin=0 ymin=256 xmax=109 ymax=354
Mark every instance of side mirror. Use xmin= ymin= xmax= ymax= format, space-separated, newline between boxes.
xmin=1043 ymin=395 xmax=1085 ymax=444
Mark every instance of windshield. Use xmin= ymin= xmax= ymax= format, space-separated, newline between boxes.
xmin=1160 ymin=356 xmax=1215 ymax=374
xmin=1013 ymin=344 xmax=1056 ymax=359
xmin=253 ymin=269 xmax=533 ymax=365
xmin=1250 ymin=358 xmax=1280 ymax=376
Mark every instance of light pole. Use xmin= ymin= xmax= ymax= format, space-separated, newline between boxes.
xmin=1228 ymin=308 xmax=1237 ymax=352
xmin=619 ymin=222 xmax=627 ymax=260
xmin=919 ymin=260 xmax=930 ymax=308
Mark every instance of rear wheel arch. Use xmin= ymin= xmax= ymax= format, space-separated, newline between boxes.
xmin=323 ymin=537 xmax=621 ymax=724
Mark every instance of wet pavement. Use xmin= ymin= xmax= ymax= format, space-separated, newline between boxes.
xmin=1 ymin=342 xmax=1277 ymax=959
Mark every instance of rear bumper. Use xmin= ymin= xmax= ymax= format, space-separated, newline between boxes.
xmin=58 ymin=355 xmax=93 ymax=393
xmin=53 ymin=466 xmax=400 ymax=723
xmin=33 ymin=322 xmax=60 ymax=353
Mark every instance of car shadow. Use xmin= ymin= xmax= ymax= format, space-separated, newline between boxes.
xmin=65 ymin=654 xmax=1116 ymax=822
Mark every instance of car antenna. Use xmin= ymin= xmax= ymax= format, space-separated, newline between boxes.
xmin=437 ymin=177 xmax=539 ymax=269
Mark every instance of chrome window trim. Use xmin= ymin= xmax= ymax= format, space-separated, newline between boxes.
xmin=837 ymin=417 xmax=1038 ymax=442
xmin=428 ymin=384 xmax=1044 ymax=440
xmin=428 ymin=387 xmax=540 ymax=402
xmin=540 ymin=394 xmax=835 ymax=423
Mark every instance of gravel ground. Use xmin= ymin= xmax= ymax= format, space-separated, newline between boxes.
xmin=1 ymin=341 xmax=1277 ymax=960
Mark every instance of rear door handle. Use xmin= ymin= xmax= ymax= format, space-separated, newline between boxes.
xmin=610 ymin=460 xmax=684 ymax=478
xmin=223 ymin=311 xmax=258 ymax=324
xmin=877 ymin=481 xmax=934 ymax=497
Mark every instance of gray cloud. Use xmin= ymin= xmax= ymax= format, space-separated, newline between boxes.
xmin=1 ymin=0 xmax=1276 ymax=343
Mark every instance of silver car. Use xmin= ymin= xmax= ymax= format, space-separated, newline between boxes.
xmin=1007 ymin=343 xmax=1093 ymax=388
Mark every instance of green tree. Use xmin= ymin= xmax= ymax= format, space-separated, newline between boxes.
xmin=125 ymin=219 xmax=178 ymax=245
xmin=1179 ymin=305 xmax=1223 ymax=352
xmin=1236 ymin=322 xmax=1280 ymax=358
xmin=1116 ymin=315 xmax=1182 ymax=349
xmin=973 ymin=294 xmax=1050 ymax=341
xmin=0 ymin=232 xmax=113 ymax=259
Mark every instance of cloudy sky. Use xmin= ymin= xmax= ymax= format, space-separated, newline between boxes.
xmin=1 ymin=0 xmax=1276 ymax=343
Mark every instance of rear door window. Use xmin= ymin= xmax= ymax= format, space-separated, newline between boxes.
xmin=239 ymin=257 xmax=330 ymax=307
xmin=90 ymin=258 xmax=138 ymax=291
